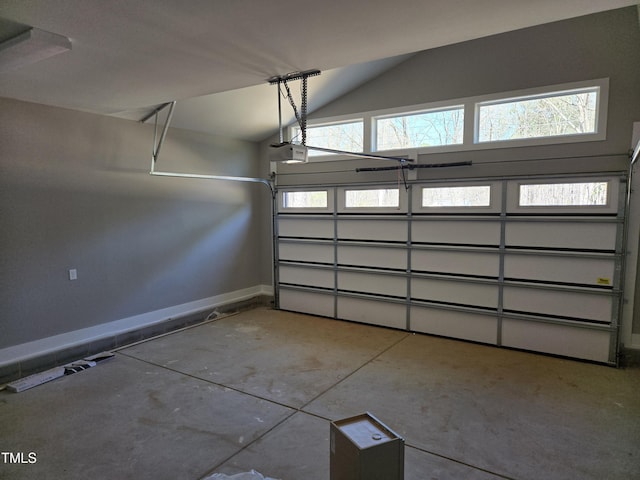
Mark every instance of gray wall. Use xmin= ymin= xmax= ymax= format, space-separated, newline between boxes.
xmin=0 ymin=97 xmax=270 ymax=349
xmin=276 ymin=6 xmax=640 ymax=184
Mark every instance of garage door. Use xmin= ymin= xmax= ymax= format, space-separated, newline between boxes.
xmin=275 ymin=175 xmax=626 ymax=364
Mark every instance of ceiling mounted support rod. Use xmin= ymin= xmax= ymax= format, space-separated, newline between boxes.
xmin=149 ymin=153 xmax=274 ymax=194
xmin=277 ymin=81 xmax=283 ymax=144
xmin=139 ymin=101 xmax=174 ymax=124
xmin=632 ymin=138 xmax=640 ymax=167
xmin=143 ymin=101 xmax=274 ymax=193
xmin=149 ymin=170 xmax=273 ymax=192
xmin=150 ymin=101 xmax=176 ymax=165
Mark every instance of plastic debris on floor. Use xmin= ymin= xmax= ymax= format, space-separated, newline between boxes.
xmin=204 ymin=470 xmax=280 ymax=480
xmin=6 ymin=351 xmax=115 ymax=393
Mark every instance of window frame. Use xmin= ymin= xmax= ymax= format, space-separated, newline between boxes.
xmin=337 ymin=186 xmax=407 ymax=213
xmin=517 ymin=181 xmax=609 ymax=208
xmin=412 ymin=181 xmax=502 ymax=214
xmin=421 ymin=185 xmax=492 ymax=208
xmin=506 ymin=176 xmax=619 ymax=214
xmin=279 ymin=189 xmax=333 ymax=213
xmin=372 ymin=104 xmax=465 ymax=152
xmin=286 ymin=78 xmax=608 ymax=162
xmin=474 ymin=80 xmax=607 ymax=148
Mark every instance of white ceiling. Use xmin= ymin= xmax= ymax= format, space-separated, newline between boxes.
xmin=0 ymin=0 xmax=637 ymax=141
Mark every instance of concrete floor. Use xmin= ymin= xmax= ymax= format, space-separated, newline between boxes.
xmin=1 ymin=307 xmax=639 ymax=480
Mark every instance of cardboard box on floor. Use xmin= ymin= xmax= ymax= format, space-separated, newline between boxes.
xmin=330 ymin=412 xmax=404 ymax=480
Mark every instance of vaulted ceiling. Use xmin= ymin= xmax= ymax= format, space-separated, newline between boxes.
xmin=1 ymin=0 xmax=637 ymax=141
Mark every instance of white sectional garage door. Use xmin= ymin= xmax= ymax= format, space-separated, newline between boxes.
xmin=275 ymin=175 xmax=626 ymax=365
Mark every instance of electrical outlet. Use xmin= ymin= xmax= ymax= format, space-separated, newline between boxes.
xmin=69 ymin=269 xmax=77 ymax=280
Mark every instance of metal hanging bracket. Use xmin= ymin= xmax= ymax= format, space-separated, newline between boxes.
xmin=267 ymin=69 xmax=322 ymax=85
xmin=141 ymin=100 xmax=274 ymax=193
xmin=268 ymin=69 xmax=321 ymax=146
xmin=140 ymin=101 xmax=176 ymax=165
xmin=266 ymin=69 xmax=446 ymax=166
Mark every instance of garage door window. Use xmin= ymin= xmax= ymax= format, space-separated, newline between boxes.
xmin=345 ymin=188 xmax=399 ymax=208
xmin=282 ymin=191 xmax=328 ymax=209
xmin=519 ymin=181 xmax=608 ymax=207
xmin=422 ymin=185 xmax=491 ymax=207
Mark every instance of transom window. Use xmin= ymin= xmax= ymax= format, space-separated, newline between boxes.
xmin=290 ymin=79 xmax=607 ymax=159
xmin=477 ymin=87 xmax=599 ymax=143
xmin=375 ymin=107 xmax=464 ymax=151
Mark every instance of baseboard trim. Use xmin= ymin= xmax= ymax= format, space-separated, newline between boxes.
xmin=0 ymin=285 xmax=273 ymax=372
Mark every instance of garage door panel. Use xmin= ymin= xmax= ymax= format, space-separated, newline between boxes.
xmin=411 ymin=306 xmax=497 ymax=344
xmin=337 ymin=219 xmax=407 ymax=242
xmin=279 ymin=217 xmax=333 ymax=238
xmin=279 ymin=242 xmax=334 ymax=264
xmin=337 ymin=296 xmax=406 ymax=329
xmin=503 ymin=286 xmax=612 ymax=322
xmin=279 ymin=265 xmax=334 ymax=289
xmin=502 ymin=319 xmax=611 ymax=363
xmin=338 ymin=271 xmax=406 ymax=298
xmin=279 ymin=289 xmax=334 ymax=318
xmin=505 ymin=222 xmax=617 ymax=250
xmin=412 ymin=278 xmax=498 ymax=309
xmin=412 ymin=249 xmax=499 ymax=277
xmin=412 ymin=221 xmax=500 ymax=245
xmin=338 ymin=245 xmax=406 ymax=270
xmin=504 ymin=254 xmax=615 ymax=286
